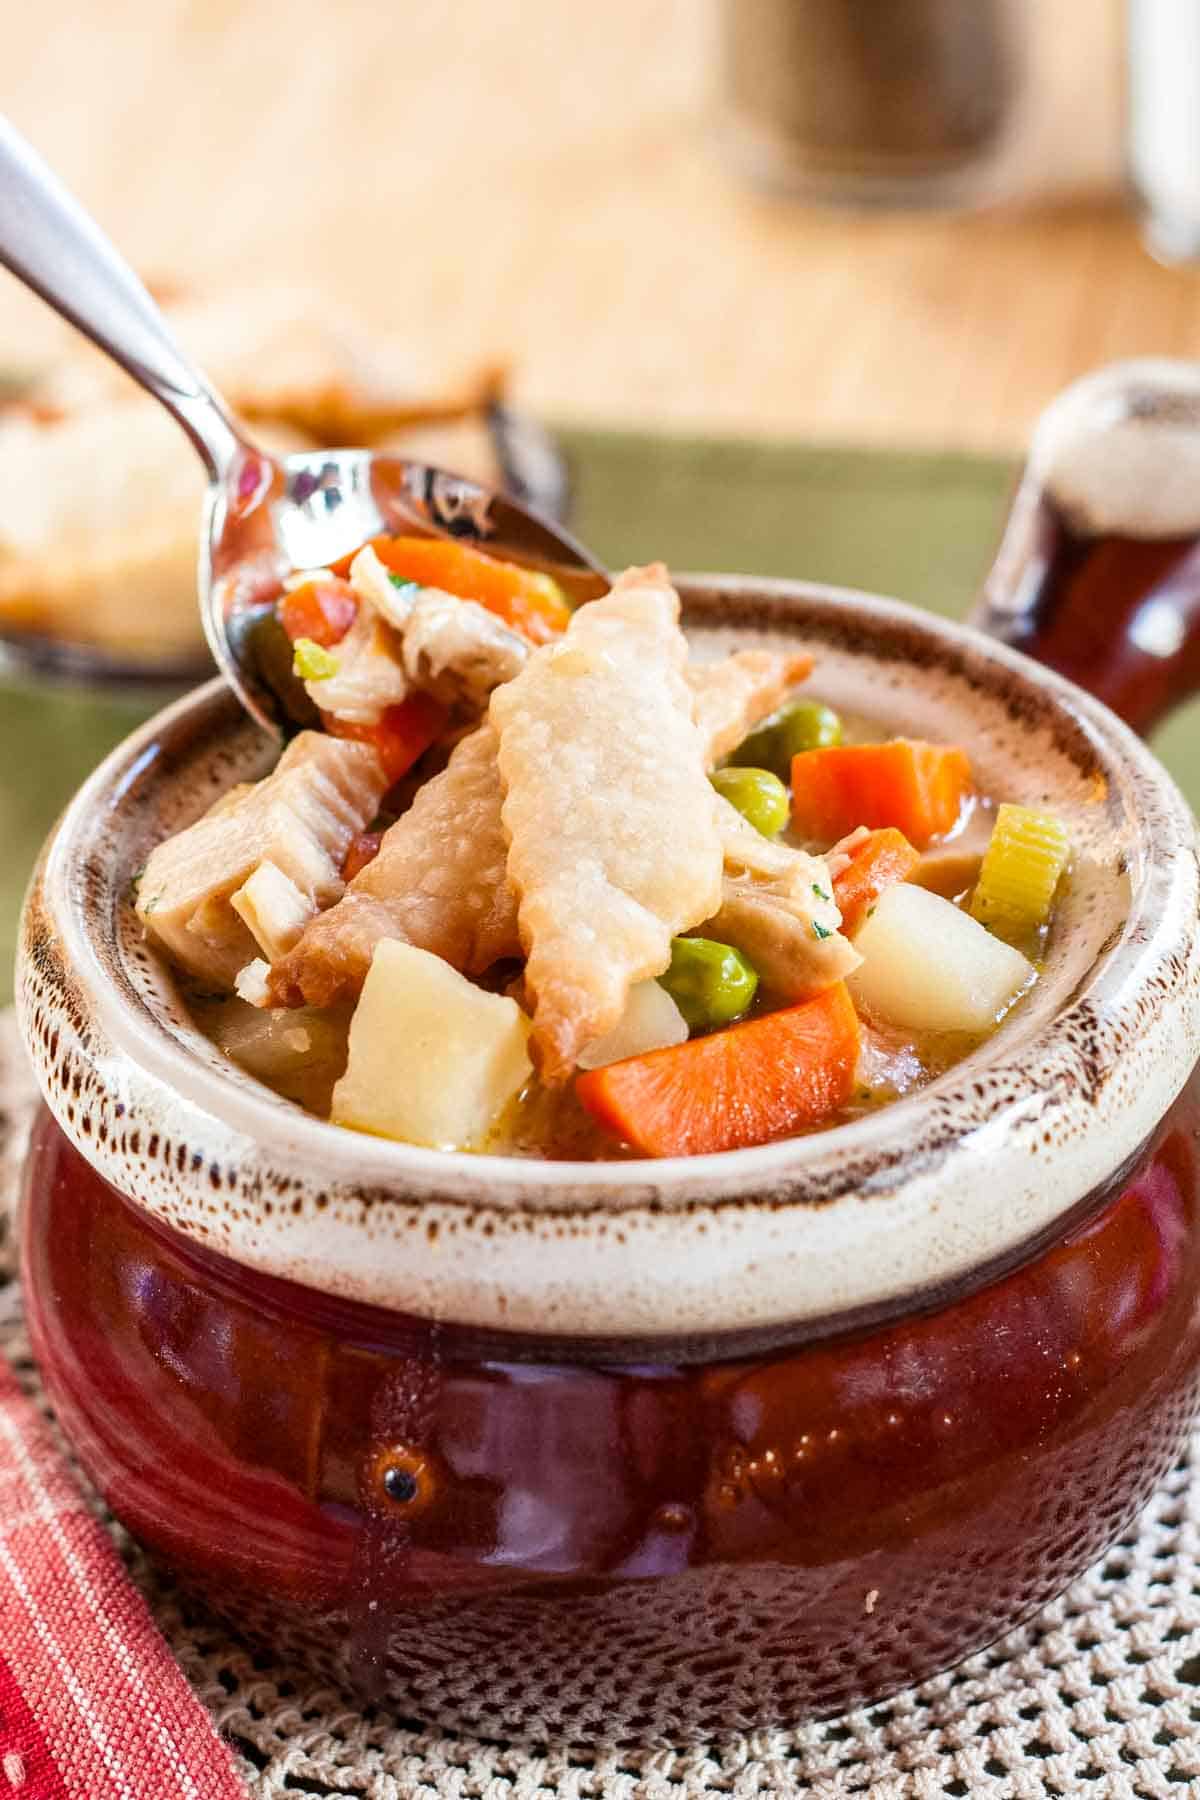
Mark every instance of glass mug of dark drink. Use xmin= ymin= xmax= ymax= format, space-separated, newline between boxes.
xmin=17 ymin=361 xmax=1200 ymax=1744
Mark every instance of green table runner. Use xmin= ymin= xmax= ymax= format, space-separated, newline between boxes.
xmin=570 ymin=431 xmax=1014 ymax=619
xmin=1 ymin=430 xmax=1192 ymax=1004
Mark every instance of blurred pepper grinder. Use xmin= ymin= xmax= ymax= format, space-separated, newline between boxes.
xmin=719 ymin=0 xmax=1022 ymax=207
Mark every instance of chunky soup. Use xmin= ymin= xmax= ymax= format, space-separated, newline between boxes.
xmin=136 ymin=546 xmax=1070 ymax=1160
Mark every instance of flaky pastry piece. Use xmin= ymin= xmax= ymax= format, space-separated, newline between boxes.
xmin=268 ymin=646 xmax=818 ymax=1011
xmin=0 ymin=285 xmax=506 ymax=660
xmin=490 ymin=565 xmax=724 ymax=1083
xmin=33 ymin=283 xmax=506 ymax=445
xmin=0 ymin=404 xmax=311 ymax=661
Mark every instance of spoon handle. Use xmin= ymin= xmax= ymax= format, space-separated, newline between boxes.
xmin=0 ymin=114 xmax=247 ymax=480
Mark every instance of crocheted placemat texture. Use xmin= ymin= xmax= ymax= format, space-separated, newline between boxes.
xmin=4 ymin=1016 xmax=1200 ymax=1798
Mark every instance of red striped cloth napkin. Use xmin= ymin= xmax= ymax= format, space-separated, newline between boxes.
xmin=0 ymin=1357 xmax=249 ymax=1800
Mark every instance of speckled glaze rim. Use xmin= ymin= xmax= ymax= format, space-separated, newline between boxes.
xmin=17 ymin=577 xmax=1200 ymax=1343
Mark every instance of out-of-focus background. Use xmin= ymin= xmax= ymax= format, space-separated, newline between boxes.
xmin=1 ymin=0 xmax=1198 ymax=990
xmin=0 ymin=0 xmax=1140 ymax=448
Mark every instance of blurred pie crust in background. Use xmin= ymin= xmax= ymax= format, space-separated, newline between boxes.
xmin=0 ymin=283 xmax=509 ymax=668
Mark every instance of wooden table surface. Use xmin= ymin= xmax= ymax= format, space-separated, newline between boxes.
xmin=0 ymin=0 xmax=1195 ymax=454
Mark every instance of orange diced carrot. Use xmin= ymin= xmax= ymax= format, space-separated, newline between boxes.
xmin=576 ymin=983 xmax=860 ymax=1158
xmin=791 ymin=741 xmax=972 ymax=847
xmin=331 ymin=534 xmax=570 ymax=643
xmin=278 ymin=578 xmax=358 ymax=647
xmin=326 ymin=692 xmax=447 ymax=785
xmin=832 ymin=827 xmax=921 ymax=936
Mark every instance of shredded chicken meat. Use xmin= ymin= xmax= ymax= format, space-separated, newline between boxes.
xmin=267 ymin=721 xmax=512 ymax=1007
xmin=687 ymin=649 xmax=813 ymax=762
xmin=704 ymin=800 xmax=861 ymax=999
xmin=136 ymin=733 xmax=388 ymax=986
xmin=301 ymin=605 xmax=409 ymax=726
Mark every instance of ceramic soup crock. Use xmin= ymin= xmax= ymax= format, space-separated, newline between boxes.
xmin=16 ymin=362 xmax=1200 ymax=1746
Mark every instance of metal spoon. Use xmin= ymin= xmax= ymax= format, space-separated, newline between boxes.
xmin=0 ymin=115 xmax=608 ymax=735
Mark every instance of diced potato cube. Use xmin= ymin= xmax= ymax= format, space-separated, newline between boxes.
xmin=848 ymin=883 xmax=1033 ymax=1035
xmin=332 ymin=942 xmax=532 ymax=1150
xmin=576 ymin=979 xmax=688 ymax=1070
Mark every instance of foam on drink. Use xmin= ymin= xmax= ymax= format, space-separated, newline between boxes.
xmin=1015 ymin=360 xmax=1200 ymax=542
xmin=979 ymin=360 xmax=1200 ymax=734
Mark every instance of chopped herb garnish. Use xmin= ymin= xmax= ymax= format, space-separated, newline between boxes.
xmin=142 ymin=893 xmax=159 ymax=917
xmin=292 ymin=636 xmax=340 ymax=681
xmin=812 ymin=920 xmax=833 ymax=940
xmin=127 ymin=864 xmax=146 ymax=901
xmin=387 ymin=575 xmax=421 ymax=601
xmin=812 ymin=883 xmax=830 ymax=901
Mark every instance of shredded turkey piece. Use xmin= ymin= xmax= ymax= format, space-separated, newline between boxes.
xmin=704 ymin=800 xmax=861 ymax=1000
xmin=401 ymin=591 xmax=528 ymax=707
xmin=302 ymin=604 xmax=409 ymax=726
xmin=267 ymin=641 xmax=816 ymax=1008
xmin=687 ymin=649 xmax=813 ymax=762
xmin=136 ymin=733 xmax=388 ymax=987
xmin=267 ymin=722 xmax=511 ymax=1007
xmin=491 ymin=565 xmax=723 ymax=1082
xmin=349 ymin=544 xmax=528 ymax=707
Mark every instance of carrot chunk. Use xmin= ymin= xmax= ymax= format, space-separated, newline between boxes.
xmin=332 ymin=534 xmax=570 ymax=644
xmin=326 ymin=692 xmax=447 ymax=785
xmin=341 ymin=830 xmax=383 ymax=883
xmin=576 ymin=982 xmax=860 ymax=1158
xmin=791 ymin=741 xmax=972 ymax=847
xmin=832 ymin=827 xmax=920 ymax=936
xmin=279 ymin=578 xmax=358 ymax=647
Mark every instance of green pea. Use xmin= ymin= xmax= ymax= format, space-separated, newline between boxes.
xmin=709 ymin=766 xmax=789 ymax=838
xmin=659 ymin=937 xmax=759 ymax=1032
xmin=730 ymin=699 xmax=843 ymax=781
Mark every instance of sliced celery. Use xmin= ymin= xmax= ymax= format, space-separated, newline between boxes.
xmin=969 ymin=804 xmax=1070 ymax=944
xmin=292 ymin=636 xmax=340 ymax=681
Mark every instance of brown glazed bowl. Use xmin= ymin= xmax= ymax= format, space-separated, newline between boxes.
xmin=15 ymin=365 xmax=1200 ymax=1746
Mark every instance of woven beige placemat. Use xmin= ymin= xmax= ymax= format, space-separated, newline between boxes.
xmin=3 ymin=1012 xmax=1199 ymax=1798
